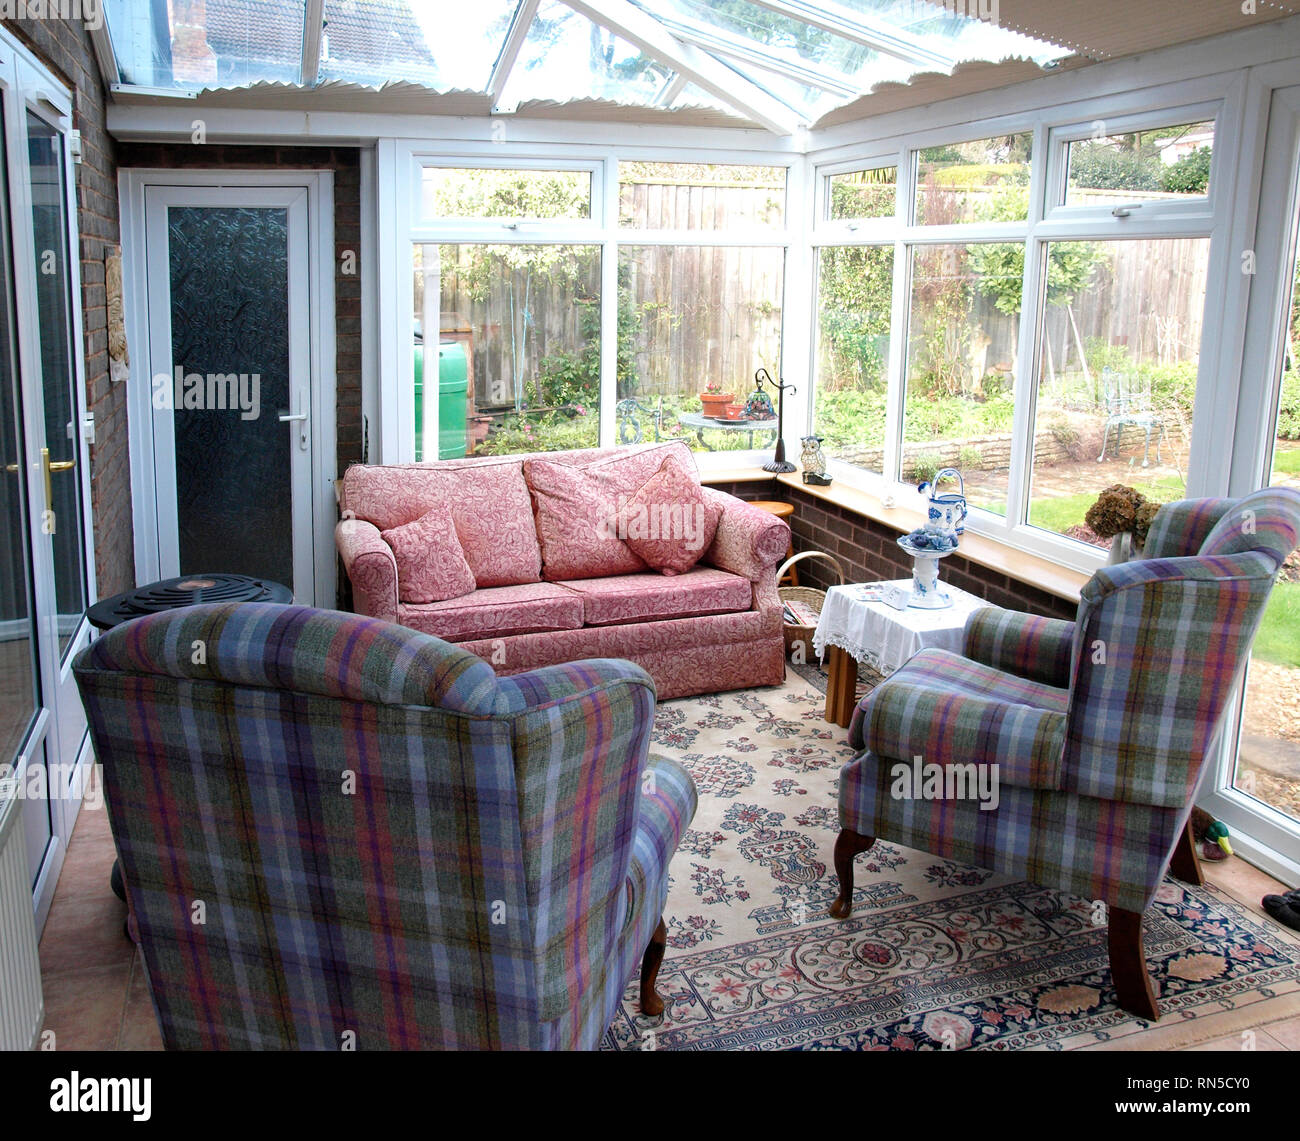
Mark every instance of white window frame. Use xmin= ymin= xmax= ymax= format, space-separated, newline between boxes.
xmin=806 ymin=75 xmax=1247 ymax=576
xmin=379 ymin=137 xmax=804 ymax=467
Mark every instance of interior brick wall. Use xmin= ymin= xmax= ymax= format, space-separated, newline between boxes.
xmin=707 ymin=478 xmax=1078 ymax=623
xmin=2 ymin=16 xmax=132 ymax=598
xmin=115 ymin=142 xmax=364 ymax=474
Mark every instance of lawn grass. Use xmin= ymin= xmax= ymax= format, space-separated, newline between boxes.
xmin=1025 ymin=475 xmax=1187 ymax=534
xmin=1254 ymin=581 xmax=1300 ymax=669
xmin=1272 ymin=443 xmax=1300 ymax=477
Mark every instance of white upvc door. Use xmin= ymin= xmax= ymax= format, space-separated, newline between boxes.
xmin=123 ymin=175 xmax=336 ymax=607
xmin=0 ymin=29 xmax=96 ymax=929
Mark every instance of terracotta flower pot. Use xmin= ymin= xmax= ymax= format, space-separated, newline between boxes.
xmin=700 ymin=392 xmax=732 ymax=415
xmin=724 ymin=403 xmax=745 ymax=420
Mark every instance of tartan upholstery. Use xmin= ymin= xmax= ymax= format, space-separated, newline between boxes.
xmin=962 ymin=608 xmax=1075 ymax=688
xmin=839 ymin=487 xmax=1300 ymax=914
xmin=74 ymin=603 xmax=695 ymax=1051
xmin=849 ymin=648 xmax=1068 ymax=790
xmin=1140 ymin=497 xmax=1233 ymax=559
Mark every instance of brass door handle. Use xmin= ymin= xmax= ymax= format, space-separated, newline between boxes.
xmin=41 ymin=446 xmax=75 ymax=513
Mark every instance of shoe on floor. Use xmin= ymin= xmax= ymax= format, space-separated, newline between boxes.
xmin=1262 ymin=894 xmax=1300 ymax=932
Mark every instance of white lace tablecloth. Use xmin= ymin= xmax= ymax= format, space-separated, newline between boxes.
xmin=812 ymin=580 xmax=991 ymax=676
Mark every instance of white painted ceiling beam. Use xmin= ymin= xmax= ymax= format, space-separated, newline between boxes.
xmin=559 ymin=0 xmax=802 ymax=134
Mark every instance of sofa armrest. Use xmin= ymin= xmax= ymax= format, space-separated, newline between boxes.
xmin=963 ymin=607 xmax=1075 ymax=690
xmin=701 ymin=488 xmax=791 ymax=581
xmin=336 ymin=517 xmax=398 ymax=623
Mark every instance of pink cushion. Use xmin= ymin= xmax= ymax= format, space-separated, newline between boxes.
xmin=397 ymin=582 xmax=585 ymax=641
xmin=380 ymin=508 xmax=477 ymax=604
xmin=523 ymin=459 xmax=647 ymax=581
xmin=611 ymin=455 xmax=722 ymax=575
xmin=344 ymin=460 xmax=542 ymax=587
xmin=554 ymin=567 xmax=752 ymax=626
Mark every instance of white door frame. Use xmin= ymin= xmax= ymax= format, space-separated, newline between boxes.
xmin=119 ymin=169 xmax=337 ymax=607
xmin=0 ymin=27 xmax=97 ymax=928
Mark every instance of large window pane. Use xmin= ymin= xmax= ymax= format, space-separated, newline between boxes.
xmin=1027 ymin=238 xmax=1211 ymax=545
xmin=421 ymin=167 xmax=592 ymax=222
xmin=412 ymin=244 xmax=600 ymax=458
xmin=914 ymin=134 xmax=1032 ymax=226
xmin=901 ymin=243 xmax=1021 ymax=514
xmin=814 ymin=245 xmax=893 ymax=477
xmin=617 ymin=245 xmax=784 ymax=452
xmin=1236 ymin=201 xmax=1300 ymax=828
xmin=618 ymin=162 xmax=785 ymax=229
xmin=828 ymin=167 xmax=898 ymax=222
xmin=1064 ymin=119 xmax=1215 ymax=208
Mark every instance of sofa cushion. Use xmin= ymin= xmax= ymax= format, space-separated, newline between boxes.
xmin=611 ymin=455 xmax=722 ymax=576
xmin=398 ymin=582 xmax=585 ymax=642
xmin=524 ymin=459 xmax=647 ymax=581
xmin=342 ymin=459 xmax=542 ymax=588
xmin=555 ymin=567 xmax=752 ymax=626
xmin=381 ymin=507 xmax=477 ymax=604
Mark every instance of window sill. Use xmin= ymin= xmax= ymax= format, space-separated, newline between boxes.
xmin=701 ymin=465 xmax=1088 ymax=603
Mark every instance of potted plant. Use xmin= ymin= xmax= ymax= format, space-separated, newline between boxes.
xmin=699 ymin=380 xmax=733 ymax=416
xmin=723 ymin=402 xmax=745 ymax=420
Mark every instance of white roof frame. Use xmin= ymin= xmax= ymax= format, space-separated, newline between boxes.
xmin=489 ymin=0 xmax=542 ymax=113
xmin=559 ymin=0 xmax=802 ymax=134
xmin=301 ymin=0 xmax=325 ymax=86
xmin=745 ymin=0 xmax=960 ymax=72
xmin=652 ymin=13 xmax=860 ymax=99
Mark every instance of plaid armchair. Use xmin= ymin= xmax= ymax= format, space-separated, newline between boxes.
xmin=73 ymin=602 xmax=696 ymax=1050
xmin=830 ymin=488 xmax=1300 ymax=1020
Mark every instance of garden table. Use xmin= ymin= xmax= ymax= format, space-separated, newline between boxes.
xmin=676 ymin=412 xmax=779 ymax=451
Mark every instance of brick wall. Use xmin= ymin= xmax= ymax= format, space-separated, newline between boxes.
xmin=116 ymin=143 xmax=364 ymax=473
xmin=2 ymin=16 xmax=132 ymax=597
xmin=707 ymin=478 xmax=1078 ymax=622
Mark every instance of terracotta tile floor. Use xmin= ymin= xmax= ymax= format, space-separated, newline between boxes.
xmin=37 ymin=772 xmax=1300 ymax=1052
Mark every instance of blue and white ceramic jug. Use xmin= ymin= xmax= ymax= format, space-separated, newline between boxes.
xmin=918 ymin=468 xmax=968 ymax=539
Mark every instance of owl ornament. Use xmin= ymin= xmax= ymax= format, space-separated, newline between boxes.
xmin=800 ymin=436 xmax=832 ymax=485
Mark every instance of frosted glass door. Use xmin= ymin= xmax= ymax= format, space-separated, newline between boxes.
xmin=144 ymin=186 xmax=314 ymax=602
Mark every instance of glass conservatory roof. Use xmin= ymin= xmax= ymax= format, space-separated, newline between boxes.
xmin=102 ymin=0 xmax=1074 ymax=132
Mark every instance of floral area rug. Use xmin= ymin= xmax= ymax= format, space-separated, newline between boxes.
xmin=604 ymin=678 xmax=1300 ymax=1051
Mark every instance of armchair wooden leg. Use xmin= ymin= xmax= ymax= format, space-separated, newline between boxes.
xmin=640 ymin=917 xmax=668 ymax=1017
xmin=1169 ymin=820 xmax=1204 ymax=886
xmin=829 ymin=829 xmax=876 ymax=919
xmin=1108 ymin=907 xmax=1160 ymax=1021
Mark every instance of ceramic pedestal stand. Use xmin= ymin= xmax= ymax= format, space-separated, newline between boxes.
xmin=896 ymin=535 xmax=956 ymax=609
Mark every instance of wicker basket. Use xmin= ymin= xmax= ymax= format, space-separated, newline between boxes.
xmin=776 ymin=550 xmax=845 ymax=656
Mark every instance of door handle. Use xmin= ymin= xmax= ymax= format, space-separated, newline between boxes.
xmin=278 ymin=389 xmax=309 ymax=451
xmin=41 ymin=447 xmax=74 ymax=514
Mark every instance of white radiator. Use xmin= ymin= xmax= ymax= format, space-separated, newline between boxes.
xmin=0 ymin=785 xmax=43 ymax=1050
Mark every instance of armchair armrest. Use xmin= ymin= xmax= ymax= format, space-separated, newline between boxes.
xmin=701 ymin=488 xmax=790 ymax=580
xmin=848 ymin=649 xmax=1066 ymax=791
xmin=336 ymin=516 xmax=398 ymax=623
xmin=496 ymin=659 xmax=660 ymax=1023
xmin=963 ymin=607 xmax=1075 ymax=690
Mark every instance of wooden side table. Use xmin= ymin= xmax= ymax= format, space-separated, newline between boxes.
xmin=748 ymin=500 xmax=797 ymax=585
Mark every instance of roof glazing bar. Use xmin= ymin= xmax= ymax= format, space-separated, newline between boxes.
xmin=301 ymin=0 xmax=325 ymax=86
xmin=490 ymin=0 xmax=542 ymax=112
xmin=560 ymin=0 xmax=803 ymax=134
xmin=653 ymin=14 xmax=858 ymax=98
xmin=745 ymin=0 xmax=959 ymax=71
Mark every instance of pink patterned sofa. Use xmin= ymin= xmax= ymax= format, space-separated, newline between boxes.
xmin=336 ymin=441 xmax=789 ymax=699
